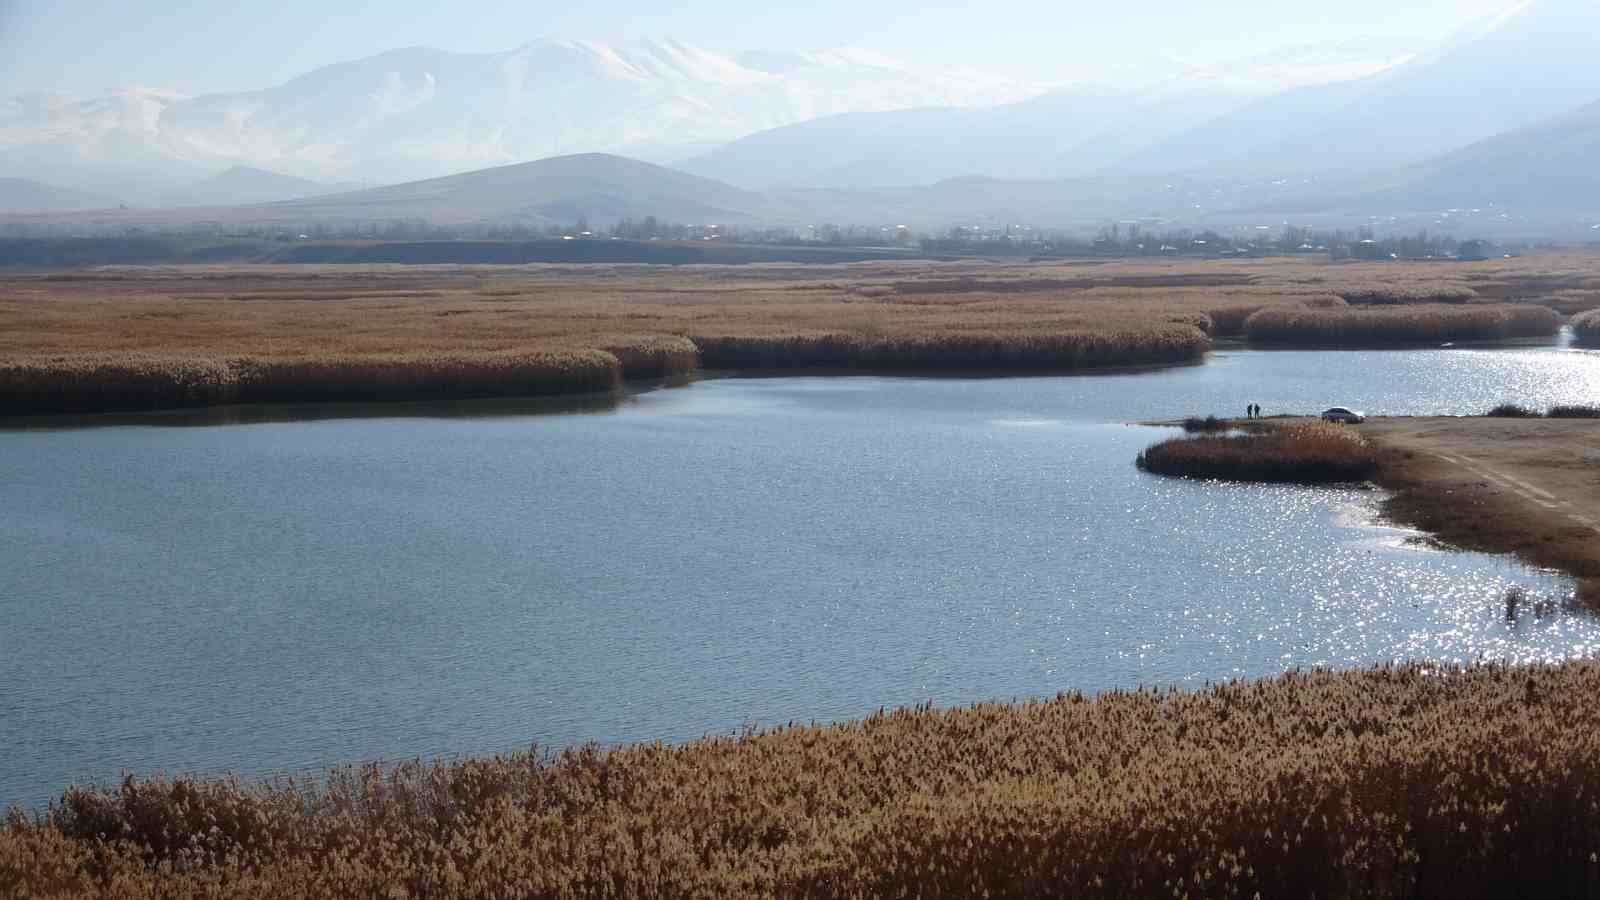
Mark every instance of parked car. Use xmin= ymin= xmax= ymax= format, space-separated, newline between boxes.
xmin=1321 ymin=406 xmax=1366 ymax=424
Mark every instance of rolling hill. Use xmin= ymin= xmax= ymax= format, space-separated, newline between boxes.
xmin=159 ymin=166 xmax=370 ymax=207
xmin=185 ymin=153 xmax=775 ymax=226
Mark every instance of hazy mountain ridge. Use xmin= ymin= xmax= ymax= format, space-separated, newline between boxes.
xmin=681 ymin=38 xmax=1424 ymax=189
xmin=0 ymin=39 xmax=1035 ymax=190
xmin=0 ymin=152 xmax=1324 ymax=232
xmin=1297 ymin=98 xmax=1600 ymax=214
xmin=1120 ymin=0 xmax=1600 ymax=177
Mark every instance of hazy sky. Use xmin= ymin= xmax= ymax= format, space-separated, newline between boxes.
xmin=2 ymin=0 xmax=1518 ymax=96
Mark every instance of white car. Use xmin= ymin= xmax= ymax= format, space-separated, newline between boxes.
xmin=1321 ymin=406 xmax=1366 ymax=424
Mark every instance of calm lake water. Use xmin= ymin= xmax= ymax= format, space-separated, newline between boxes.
xmin=4 ymin=341 xmax=1600 ymax=808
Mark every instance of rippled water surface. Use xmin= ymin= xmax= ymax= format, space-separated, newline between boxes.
xmin=3 ymin=343 xmax=1598 ymax=807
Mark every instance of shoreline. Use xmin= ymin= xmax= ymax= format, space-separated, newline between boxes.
xmin=1 ymin=331 xmax=1577 ymax=423
xmin=1361 ymin=417 xmax=1600 ymax=606
xmin=1136 ymin=415 xmax=1600 ymax=604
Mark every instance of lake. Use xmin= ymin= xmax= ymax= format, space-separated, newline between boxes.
xmin=4 ymin=340 xmax=1599 ymax=809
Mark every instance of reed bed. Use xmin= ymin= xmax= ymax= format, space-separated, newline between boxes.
xmin=1 ymin=256 xmax=1593 ymax=414
xmin=1181 ymin=414 xmax=1230 ymax=432
xmin=1575 ymin=309 xmax=1600 ymax=346
xmin=1549 ymin=404 xmax=1600 ymax=419
xmin=1543 ymin=290 xmax=1600 ymax=316
xmin=9 ymin=662 xmax=1600 ymax=898
xmin=1488 ymin=403 xmax=1600 ymax=419
xmin=1137 ymin=421 xmax=1377 ymax=482
xmin=1244 ymin=304 xmax=1561 ymax=345
xmin=1337 ymin=285 xmax=1480 ymax=305
xmin=1486 ymin=403 xmax=1543 ymax=418
xmin=0 ymin=351 xmax=624 ymax=413
xmin=690 ymin=325 xmax=1208 ymax=372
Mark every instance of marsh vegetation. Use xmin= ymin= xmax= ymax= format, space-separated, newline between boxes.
xmin=3 ymin=254 xmax=1596 ymax=414
xmin=8 ymin=662 xmax=1600 ymax=899
xmin=1137 ymin=421 xmax=1377 ymax=483
xmin=1243 ymin=304 xmax=1561 ymax=345
xmin=1486 ymin=403 xmax=1600 ymax=419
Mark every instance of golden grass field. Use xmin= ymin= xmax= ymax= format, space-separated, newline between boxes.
xmin=8 ymin=662 xmax=1600 ymax=899
xmin=3 ymin=253 xmax=1598 ymax=413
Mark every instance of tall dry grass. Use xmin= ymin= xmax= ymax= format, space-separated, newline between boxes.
xmin=1137 ymin=421 xmax=1377 ymax=482
xmin=8 ymin=662 xmax=1600 ymax=898
xmin=0 ymin=351 xmax=626 ymax=413
xmin=691 ymin=326 xmax=1208 ymax=372
xmin=1244 ymin=304 xmax=1561 ymax=345
xmin=1337 ymin=284 xmax=1480 ymax=305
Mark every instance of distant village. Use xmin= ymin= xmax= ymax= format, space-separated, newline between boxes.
xmin=0 ymin=213 xmax=1525 ymax=265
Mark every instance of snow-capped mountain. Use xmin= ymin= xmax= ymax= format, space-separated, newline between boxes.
xmin=0 ymin=39 xmax=1035 ymax=191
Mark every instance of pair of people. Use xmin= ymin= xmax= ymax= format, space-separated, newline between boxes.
xmin=1245 ymin=403 xmax=1261 ymax=418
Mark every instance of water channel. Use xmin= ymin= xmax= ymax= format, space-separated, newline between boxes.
xmin=4 ymin=341 xmax=1599 ymax=808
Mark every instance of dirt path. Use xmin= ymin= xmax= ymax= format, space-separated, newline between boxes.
xmin=1361 ymin=417 xmax=1600 ymax=603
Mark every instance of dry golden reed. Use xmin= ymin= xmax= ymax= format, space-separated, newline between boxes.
xmin=1244 ymin=304 xmax=1561 ymax=344
xmin=1137 ymin=421 xmax=1378 ymax=482
xmin=0 ymin=254 xmax=1591 ymax=415
xmin=1336 ymin=284 xmax=1480 ymax=305
xmin=7 ymin=662 xmax=1600 ymax=898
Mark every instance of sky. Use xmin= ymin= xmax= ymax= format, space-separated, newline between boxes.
xmin=0 ymin=0 xmax=1518 ymax=97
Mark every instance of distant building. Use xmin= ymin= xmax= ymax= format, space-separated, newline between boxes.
xmin=1351 ymin=239 xmax=1381 ymax=261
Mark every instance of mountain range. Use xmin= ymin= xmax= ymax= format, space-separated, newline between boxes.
xmin=0 ymin=154 xmax=1381 ymax=232
xmin=1118 ymin=0 xmax=1600 ymax=178
xmin=4 ymin=1 xmax=1600 ymax=232
xmin=0 ymin=39 xmax=1033 ymax=196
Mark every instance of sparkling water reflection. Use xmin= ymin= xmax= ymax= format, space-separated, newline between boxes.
xmin=2 ymin=345 xmax=1597 ymax=808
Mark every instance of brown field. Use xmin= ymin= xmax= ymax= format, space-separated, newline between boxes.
xmin=4 ymin=253 xmax=1600 ymax=414
xmin=1137 ymin=420 xmax=1377 ymax=482
xmin=9 ymin=662 xmax=1600 ymax=899
xmin=1362 ymin=417 xmax=1600 ymax=606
